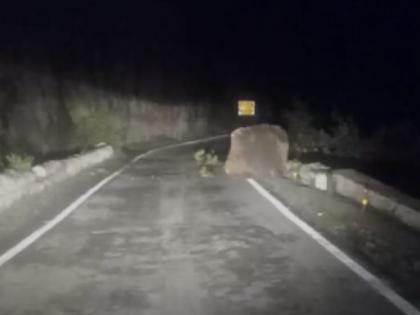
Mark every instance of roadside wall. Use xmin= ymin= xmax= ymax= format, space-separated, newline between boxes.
xmin=0 ymin=66 xmax=231 ymax=156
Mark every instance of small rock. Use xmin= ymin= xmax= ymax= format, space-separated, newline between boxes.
xmin=32 ymin=166 xmax=47 ymax=178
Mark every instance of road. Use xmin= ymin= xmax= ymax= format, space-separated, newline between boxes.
xmin=0 ymin=139 xmax=408 ymax=315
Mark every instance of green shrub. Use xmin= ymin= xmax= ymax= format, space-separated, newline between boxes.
xmin=199 ymin=165 xmax=213 ymax=177
xmin=205 ymin=152 xmax=219 ymax=166
xmin=330 ymin=115 xmax=361 ymax=157
xmin=0 ymin=155 xmax=4 ymax=171
xmin=316 ymin=129 xmax=334 ymax=154
xmin=194 ymin=148 xmax=206 ymax=165
xmin=285 ymin=103 xmax=362 ymax=158
xmin=194 ymin=148 xmax=220 ymax=177
xmin=284 ymin=103 xmax=318 ymax=155
xmin=287 ymin=160 xmax=302 ymax=180
xmin=70 ymin=106 xmax=123 ymax=149
xmin=5 ymin=153 xmax=34 ymax=171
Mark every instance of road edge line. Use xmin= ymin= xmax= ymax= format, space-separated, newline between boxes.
xmin=247 ymin=178 xmax=420 ymax=315
xmin=0 ymin=134 xmax=228 ymax=268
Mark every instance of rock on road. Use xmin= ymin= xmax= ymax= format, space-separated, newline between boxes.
xmin=0 ymin=139 xmax=407 ymax=315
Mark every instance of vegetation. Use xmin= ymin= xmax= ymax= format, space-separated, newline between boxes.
xmin=286 ymin=159 xmax=302 ymax=180
xmin=0 ymin=155 xmax=4 ymax=171
xmin=284 ymin=104 xmax=365 ymax=159
xmin=194 ymin=148 xmax=220 ymax=177
xmin=283 ymin=101 xmax=420 ymax=162
xmin=5 ymin=153 xmax=34 ymax=171
xmin=69 ymin=106 xmax=124 ymax=150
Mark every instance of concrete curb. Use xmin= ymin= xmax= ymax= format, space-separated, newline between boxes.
xmin=286 ymin=161 xmax=420 ymax=232
xmin=0 ymin=145 xmax=114 ymax=213
xmin=333 ymin=169 xmax=420 ymax=232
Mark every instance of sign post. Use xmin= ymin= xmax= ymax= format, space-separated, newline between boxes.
xmin=238 ymin=100 xmax=256 ymax=116
xmin=237 ymin=100 xmax=257 ymax=127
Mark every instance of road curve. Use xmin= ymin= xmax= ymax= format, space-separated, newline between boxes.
xmin=0 ymin=139 xmax=406 ymax=315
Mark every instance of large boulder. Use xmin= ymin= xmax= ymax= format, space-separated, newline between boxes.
xmin=225 ymin=124 xmax=289 ymax=177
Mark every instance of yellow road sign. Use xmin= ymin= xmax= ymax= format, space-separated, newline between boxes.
xmin=238 ymin=100 xmax=256 ymax=116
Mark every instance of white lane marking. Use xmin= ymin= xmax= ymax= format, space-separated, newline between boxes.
xmin=0 ymin=135 xmax=228 ymax=268
xmin=247 ymin=178 xmax=420 ymax=315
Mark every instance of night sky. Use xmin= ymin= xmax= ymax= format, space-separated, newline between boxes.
xmin=1 ymin=1 xmax=419 ymax=125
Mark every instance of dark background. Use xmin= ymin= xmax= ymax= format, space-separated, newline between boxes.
xmin=1 ymin=1 xmax=419 ymax=127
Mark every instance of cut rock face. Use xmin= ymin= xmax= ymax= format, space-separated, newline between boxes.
xmin=225 ymin=124 xmax=289 ymax=177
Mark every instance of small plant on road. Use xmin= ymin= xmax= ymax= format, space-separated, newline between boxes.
xmin=194 ymin=148 xmax=219 ymax=177
xmin=287 ymin=160 xmax=302 ymax=180
xmin=194 ymin=148 xmax=206 ymax=165
xmin=5 ymin=153 xmax=34 ymax=171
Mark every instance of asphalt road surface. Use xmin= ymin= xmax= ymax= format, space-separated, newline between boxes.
xmin=0 ymin=139 xmax=409 ymax=315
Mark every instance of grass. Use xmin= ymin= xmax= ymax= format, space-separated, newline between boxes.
xmin=5 ymin=153 xmax=34 ymax=171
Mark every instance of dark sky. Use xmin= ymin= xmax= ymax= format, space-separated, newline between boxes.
xmin=1 ymin=1 xmax=419 ymax=122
